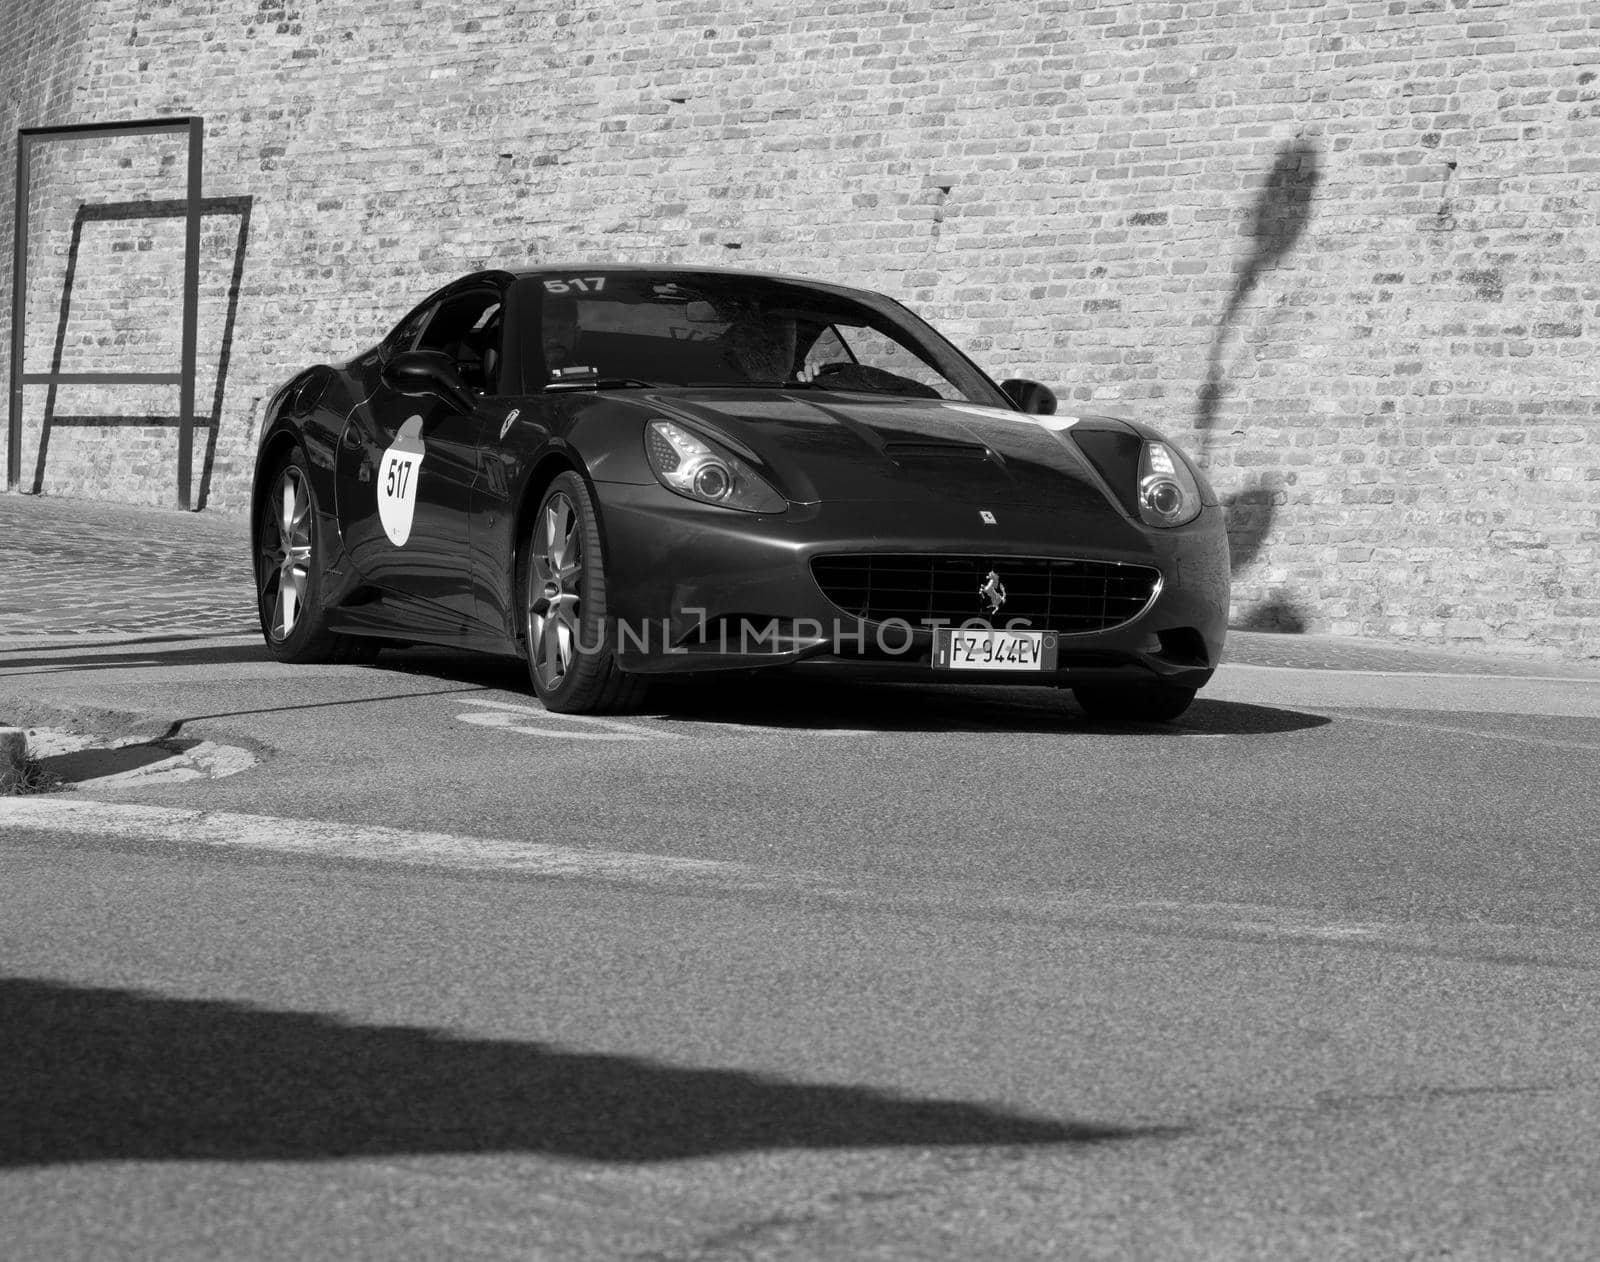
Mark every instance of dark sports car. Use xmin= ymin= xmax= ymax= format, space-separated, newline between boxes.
xmin=252 ymin=265 xmax=1229 ymax=719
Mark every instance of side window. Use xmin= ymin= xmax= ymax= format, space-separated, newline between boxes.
xmin=416 ymin=290 xmax=504 ymax=393
xmin=382 ymin=301 xmax=435 ymax=358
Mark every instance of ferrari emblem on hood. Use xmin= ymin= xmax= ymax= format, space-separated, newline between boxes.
xmin=979 ymin=570 xmax=1007 ymax=616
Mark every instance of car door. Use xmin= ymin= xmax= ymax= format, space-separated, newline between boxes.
xmin=334 ymin=283 xmax=505 ymax=631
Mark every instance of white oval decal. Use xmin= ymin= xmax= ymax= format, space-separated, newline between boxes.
xmin=378 ymin=416 xmax=426 ymax=546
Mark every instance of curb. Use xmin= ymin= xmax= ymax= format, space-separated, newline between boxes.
xmin=0 ymin=696 xmax=272 ymax=772
xmin=0 ymin=726 xmax=27 ymax=793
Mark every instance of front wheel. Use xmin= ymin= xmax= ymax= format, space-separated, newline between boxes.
xmin=517 ymin=471 xmax=648 ymax=714
xmin=1073 ymin=683 xmax=1197 ymax=723
xmin=255 ymin=450 xmax=378 ymax=664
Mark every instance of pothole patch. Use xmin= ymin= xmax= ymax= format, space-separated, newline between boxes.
xmin=23 ymin=729 xmax=258 ymax=789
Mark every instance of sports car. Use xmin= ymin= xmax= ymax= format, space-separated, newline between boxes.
xmin=252 ymin=265 xmax=1229 ymax=719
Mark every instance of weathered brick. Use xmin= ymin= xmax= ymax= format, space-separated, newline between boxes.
xmin=1 ymin=0 xmax=1595 ymax=661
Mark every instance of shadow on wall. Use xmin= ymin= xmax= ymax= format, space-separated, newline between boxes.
xmin=0 ymin=978 xmax=1172 ymax=1166
xmin=30 ymin=195 xmax=253 ymax=510
xmin=1195 ymin=141 xmax=1321 ymax=631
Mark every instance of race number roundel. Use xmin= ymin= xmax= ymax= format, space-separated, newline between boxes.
xmin=378 ymin=416 xmax=426 ymax=547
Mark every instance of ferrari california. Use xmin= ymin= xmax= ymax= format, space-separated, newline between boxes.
xmin=252 ymin=265 xmax=1229 ymax=719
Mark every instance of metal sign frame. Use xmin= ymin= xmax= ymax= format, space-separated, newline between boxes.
xmin=8 ymin=116 xmax=203 ymax=508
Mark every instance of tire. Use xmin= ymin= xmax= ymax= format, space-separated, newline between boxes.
xmin=517 ymin=471 xmax=648 ymax=714
xmin=1072 ymin=683 xmax=1197 ymax=723
xmin=255 ymin=450 xmax=379 ymax=665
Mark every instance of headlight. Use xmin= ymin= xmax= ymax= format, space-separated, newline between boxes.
xmin=645 ymin=420 xmax=787 ymax=513
xmin=1137 ymin=441 xmax=1203 ymax=528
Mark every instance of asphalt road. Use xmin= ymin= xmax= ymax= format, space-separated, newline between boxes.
xmin=4 ymin=492 xmax=1600 ymax=1259
xmin=4 ymin=629 xmax=1600 ymax=1260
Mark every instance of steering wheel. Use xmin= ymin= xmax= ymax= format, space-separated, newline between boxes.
xmin=813 ymin=362 xmax=939 ymax=397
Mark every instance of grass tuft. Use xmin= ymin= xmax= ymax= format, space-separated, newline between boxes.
xmin=3 ymin=755 xmax=63 ymax=796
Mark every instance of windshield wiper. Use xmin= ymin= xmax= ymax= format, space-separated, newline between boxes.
xmin=682 ymin=379 xmax=815 ymax=390
xmin=543 ymin=377 xmax=658 ymax=391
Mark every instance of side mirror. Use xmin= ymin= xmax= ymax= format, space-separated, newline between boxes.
xmin=382 ymin=349 xmax=476 ymax=412
xmin=1000 ymin=379 xmax=1057 ymax=416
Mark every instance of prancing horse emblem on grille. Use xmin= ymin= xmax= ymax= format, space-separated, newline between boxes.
xmin=979 ymin=570 xmax=1007 ymax=616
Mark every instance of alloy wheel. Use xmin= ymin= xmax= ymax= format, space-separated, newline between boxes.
xmin=259 ymin=466 xmax=313 ymax=642
xmin=527 ymin=491 xmax=584 ymax=689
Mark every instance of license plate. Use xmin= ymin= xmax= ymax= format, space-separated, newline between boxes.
xmin=933 ymin=628 xmax=1057 ymax=672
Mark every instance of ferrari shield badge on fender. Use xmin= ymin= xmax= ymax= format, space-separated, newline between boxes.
xmin=980 ymin=510 xmax=997 ymax=524
xmin=980 ymin=569 xmax=1007 ymax=615
xmin=378 ymin=415 xmax=425 ymax=546
xmin=499 ymin=407 xmax=521 ymax=441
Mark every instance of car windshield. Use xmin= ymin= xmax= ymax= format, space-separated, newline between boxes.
xmin=528 ymin=271 xmax=1008 ymax=405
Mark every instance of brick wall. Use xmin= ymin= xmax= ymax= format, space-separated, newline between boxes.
xmin=3 ymin=0 xmax=1597 ymax=659
xmin=1 ymin=0 xmax=99 ymax=498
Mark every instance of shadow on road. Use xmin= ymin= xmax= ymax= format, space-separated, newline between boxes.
xmin=2 ymin=641 xmax=1331 ymax=736
xmin=34 ymin=737 xmax=199 ymax=784
xmin=649 ymin=681 xmax=1331 ymax=737
xmin=0 ymin=639 xmax=269 ymax=679
xmin=384 ymin=650 xmax=1331 ymax=735
xmin=0 ymin=978 xmax=1170 ymax=1167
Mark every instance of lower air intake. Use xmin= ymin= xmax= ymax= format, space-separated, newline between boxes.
xmin=811 ymin=554 xmax=1161 ymax=633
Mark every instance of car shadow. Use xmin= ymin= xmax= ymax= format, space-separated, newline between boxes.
xmin=0 ymin=639 xmax=270 ymax=679
xmin=6 ymin=641 xmax=1326 ymax=738
xmin=0 ymin=978 xmax=1173 ymax=1168
xmin=649 ymin=679 xmax=1330 ymax=736
xmin=380 ymin=649 xmax=1331 ymax=736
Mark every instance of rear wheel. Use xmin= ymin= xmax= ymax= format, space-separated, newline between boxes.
xmin=517 ymin=471 xmax=648 ymax=714
xmin=255 ymin=450 xmax=378 ymax=665
xmin=1073 ymin=683 xmax=1196 ymax=723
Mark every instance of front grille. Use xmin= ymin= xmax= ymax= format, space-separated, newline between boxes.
xmin=811 ymin=554 xmax=1162 ymax=634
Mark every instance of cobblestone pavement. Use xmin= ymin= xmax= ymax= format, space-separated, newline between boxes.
xmin=1 ymin=492 xmax=255 ymax=642
xmin=3 ymin=491 xmax=1597 ymax=677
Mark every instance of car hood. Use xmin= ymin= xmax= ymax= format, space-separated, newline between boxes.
xmin=652 ymin=390 xmax=1124 ymax=517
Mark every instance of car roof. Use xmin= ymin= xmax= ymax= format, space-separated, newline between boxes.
xmin=499 ymin=263 xmax=889 ymax=304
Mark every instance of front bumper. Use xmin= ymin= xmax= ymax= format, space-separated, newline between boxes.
xmin=593 ymin=482 xmax=1230 ymax=689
